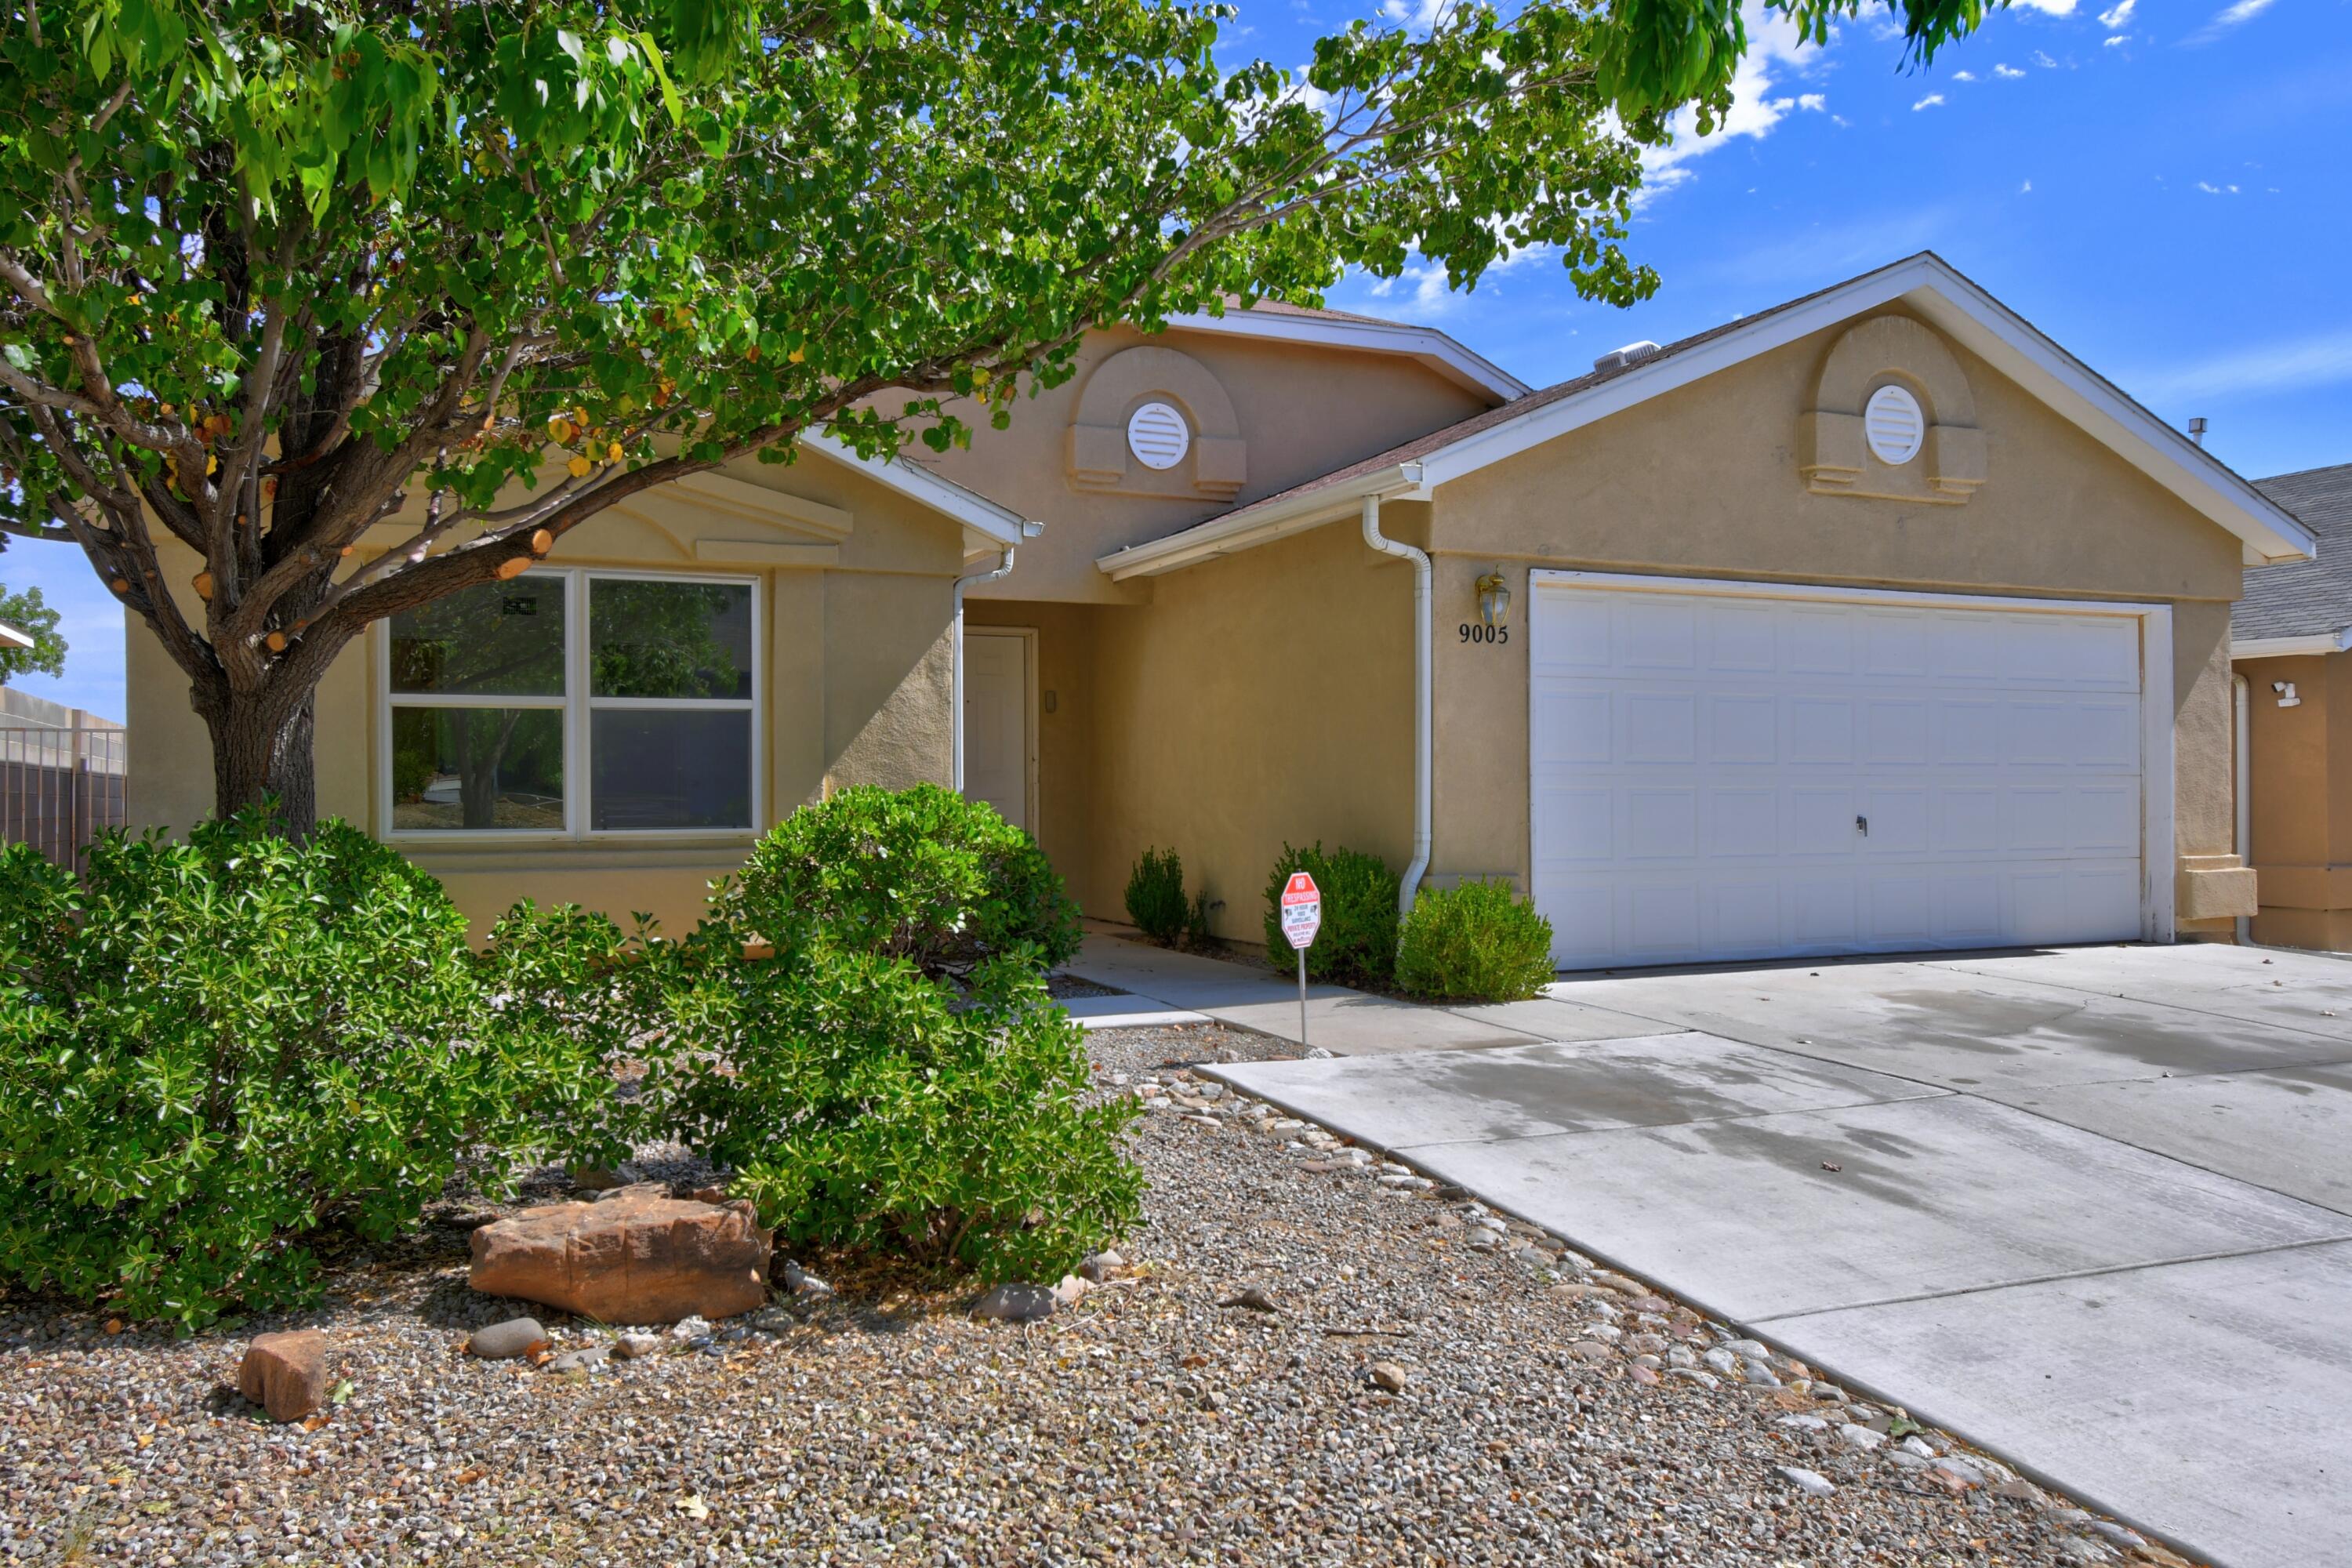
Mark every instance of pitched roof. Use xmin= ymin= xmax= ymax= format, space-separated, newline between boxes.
xmin=1160 ymin=300 xmax=1529 ymax=403
xmin=1101 ymin=252 xmax=2319 ymax=582
xmin=2234 ymin=461 xmax=2352 ymax=646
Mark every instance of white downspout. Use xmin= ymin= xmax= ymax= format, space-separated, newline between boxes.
xmin=2235 ymin=672 xmax=2252 ymax=944
xmin=952 ymin=546 xmax=1016 ymax=793
xmin=1362 ymin=492 xmax=1432 ymax=915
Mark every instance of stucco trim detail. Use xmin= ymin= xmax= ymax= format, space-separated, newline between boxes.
xmin=1800 ymin=315 xmax=1985 ymax=504
xmin=1067 ymin=346 xmax=1247 ymax=499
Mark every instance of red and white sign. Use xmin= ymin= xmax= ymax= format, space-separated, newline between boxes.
xmin=1279 ymin=871 xmax=1322 ymax=950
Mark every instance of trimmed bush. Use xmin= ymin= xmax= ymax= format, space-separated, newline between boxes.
xmin=665 ymin=946 xmax=1142 ymax=1282
xmin=722 ymin=783 xmax=1079 ymax=978
xmin=1124 ymin=847 xmax=1189 ymax=946
xmin=1261 ymin=842 xmax=1400 ymax=986
xmin=1394 ymin=879 xmax=1555 ymax=1002
xmin=0 ymin=815 xmax=630 ymax=1329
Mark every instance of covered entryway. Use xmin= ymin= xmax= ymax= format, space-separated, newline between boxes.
xmin=1529 ymin=572 xmax=2169 ymax=969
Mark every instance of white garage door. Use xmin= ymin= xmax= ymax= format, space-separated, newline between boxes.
xmin=1530 ymin=577 xmax=2151 ymax=970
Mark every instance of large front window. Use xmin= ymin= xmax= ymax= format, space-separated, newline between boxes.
xmin=383 ymin=571 xmax=758 ymax=837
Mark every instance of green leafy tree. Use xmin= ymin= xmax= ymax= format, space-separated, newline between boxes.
xmin=0 ymin=583 xmax=65 ymax=683
xmin=0 ymin=0 xmax=1988 ymax=826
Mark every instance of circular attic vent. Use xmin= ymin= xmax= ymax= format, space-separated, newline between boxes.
xmin=1864 ymin=383 xmax=1926 ymax=466
xmin=1126 ymin=401 xmax=1192 ymax=470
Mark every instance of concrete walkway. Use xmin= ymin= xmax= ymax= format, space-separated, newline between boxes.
xmin=1192 ymin=942 xmax=2352 ymax=1568
xmin=1058 ymin=930 xmax=1664 ymax=1049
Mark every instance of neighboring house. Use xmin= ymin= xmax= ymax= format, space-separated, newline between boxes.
xmin=124 ymin=252 xmax=2314 ymax=965
xmin=2230 ymin=460 xmax=2352 ymax=950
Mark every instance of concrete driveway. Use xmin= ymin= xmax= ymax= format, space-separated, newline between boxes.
xmin=1211 ymin=942 xmax=2352 ymax=1568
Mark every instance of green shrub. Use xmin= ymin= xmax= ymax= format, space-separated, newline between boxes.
xmin=1394 ymin=879 xmax=1556 ymax=1001
xmin=0 ymin=814 xmax=629 ymax=1329
xmin=664 ymin=945 xmax=1141 ymax=1282
xmin=724 ymin=783 xmax=1079 ymax=977
xmin=1124 ymin=847 xmax=1189 ymax=946
xmin=1185 ymin=889 xmax=1219 ymax=951
xmin=1261 ymin=842 xmax=1400 ymax=986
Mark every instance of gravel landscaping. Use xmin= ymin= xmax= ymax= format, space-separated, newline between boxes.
xmin=1 ymin=1021 xmax=2190 ymax=1567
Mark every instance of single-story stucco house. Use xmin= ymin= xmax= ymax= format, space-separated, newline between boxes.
xmin=2231 ymin=459 xmax=2352 ymax=951
xmin=125 ymin=252 xmax=2317 ymax=967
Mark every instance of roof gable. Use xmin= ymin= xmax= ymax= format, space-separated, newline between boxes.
xmin=1101 ymin=254 xmax=2318 ymax=581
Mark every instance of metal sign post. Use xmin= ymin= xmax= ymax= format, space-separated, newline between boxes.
xmin=1279 ymin=871 xmax=1323 ymax=1051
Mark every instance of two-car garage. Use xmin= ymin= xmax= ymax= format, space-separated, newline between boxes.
xmin=1528 ymin=572 xmax=2167 ymax=970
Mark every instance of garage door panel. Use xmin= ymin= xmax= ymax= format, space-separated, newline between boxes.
xmin=1860 ymin=786 xmax=1931 ymax=852
xmin=1937 ymin=787 xmax=2002 ymax=853
xmin=1939 ymin=702 xmax=2002 ymax=765
xmin=1784 ymin=610 xmax=1856 ymax=673
xmin=1863 ymin=700 xmax=1932 ymax=764
xmin=1624 ymin=788 xmax=1697 ymax=858
xmin=1617 ymin=599 xmax=1697 ymax=670
xmin=1710 ymin=788 xmax=1780 ymax=855
xmin=1533 ymin=583 xmax=2147 ymax=968
xmin=1788 ymin=698 xmax=1856 ymax=762
xmin=1622 ymin=692 xmax=1697 ymax=762
xmin=1708 ymin=695 xmax=1778 ymax=762
xmin=1534 ymin=691 xmax=1611 ymax=764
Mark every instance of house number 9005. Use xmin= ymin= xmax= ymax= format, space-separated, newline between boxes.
xmin=1458 ymin=623 xmax=1508 ymax=645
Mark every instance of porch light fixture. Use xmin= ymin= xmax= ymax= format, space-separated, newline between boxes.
xmin=1475 ymin=569 xmax=1511 ymax=630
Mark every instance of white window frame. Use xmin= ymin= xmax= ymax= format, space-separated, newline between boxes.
xmin=376 ymin=566 xmax=764 ymax=843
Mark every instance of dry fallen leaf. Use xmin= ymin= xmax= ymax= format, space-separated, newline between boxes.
xmin=675 ymin=1493 xmax=710 ymax=1520
xmin=450 ymin=1466 xmax=485 ymax=1486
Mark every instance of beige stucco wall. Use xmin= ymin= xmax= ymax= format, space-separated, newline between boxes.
xmin=916 ymin=325 xmax=1493 ymax=605
xmin=2240 ymin=650 xmax=2352 ymax=950
xmin=124 ymin=453 xmax=973 ymax=937
xmin=1414 ymin=309 xmax=2252 ymax=938
xmin=1029 ymin=517 xmax=1417 ymax=938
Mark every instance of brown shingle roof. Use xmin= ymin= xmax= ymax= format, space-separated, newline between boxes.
xmin=2234 ymin=461 xmax=2352 ymax=643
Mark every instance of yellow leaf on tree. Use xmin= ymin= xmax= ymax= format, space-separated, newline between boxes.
xmin=547 ymin=418 xmax=574 ymax=444
xmin=568 ymin=455 xmax=593 ymax=478
xmin=786 ymin=346 xmax=805 ymax=364
xmin=606 ymin=441 xmax=622 ymax=462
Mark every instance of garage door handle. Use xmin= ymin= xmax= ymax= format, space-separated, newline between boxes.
xmin=1856 ymin=815 xmax=1868 ymax=837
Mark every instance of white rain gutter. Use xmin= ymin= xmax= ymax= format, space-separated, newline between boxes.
xmin=952 ymin=546 xmax=1018 ymax=793
xmin=1361 ymin=491 xmax=1432 ymax=916
xmin=2231 ymin=627 xmax=2352 ymax=661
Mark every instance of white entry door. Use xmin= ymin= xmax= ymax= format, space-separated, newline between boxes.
xmin=1530 ymin=575 xmax=2156 ymax=970
xmin=963 ymin=628 xmax=1033 ymax=833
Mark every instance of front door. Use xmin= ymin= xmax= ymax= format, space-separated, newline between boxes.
xmin=963 ymin=629 xmax=1033 ymax=832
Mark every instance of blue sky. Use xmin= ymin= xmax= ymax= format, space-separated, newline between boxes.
xmin=4 ymin=0 xmax=2344 ymax=724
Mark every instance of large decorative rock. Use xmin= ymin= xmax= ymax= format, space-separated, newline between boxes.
xmin=238 ymin=1330 xmax=332 ymax=1422
xmin=469 ymin=1194 xmax=771 ymax=1324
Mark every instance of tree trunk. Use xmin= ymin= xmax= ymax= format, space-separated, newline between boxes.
xmin=205 ymin=688 xmax=318 ymax=830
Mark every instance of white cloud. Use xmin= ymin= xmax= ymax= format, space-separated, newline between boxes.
xmin=2132 ymin=326 xmax=2352 ymax=403
xmin=1952 ymin=69 xmax=1978 ymax=82
xmin=2097 ymin=0 xmax=2136 ymax=25
xmin=2104 ymin=34 xmax=2129 ymax=45
xmin=2185 ymin=0 xmax=2276 ymax=44
xmin=1912 ymin=93 xmax=1946 ymax=111
xmin=2010 ymin=0 xmax=2077 ymax=11
xmin=2032 ymin=49 xmax=2059 ymax=67
xmin=1994 ymin=63 xmax=2027 ymax=78
xmin=2194 ymin=180 xmax=2241 ymax=194
xmin=2021 ymin=179 xmax=2034 ymax=192
xmin=1378 ymin=0 xmax=1449 ymax=27
xmin=1635 ymin=5 xmax=1823 ymax=206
